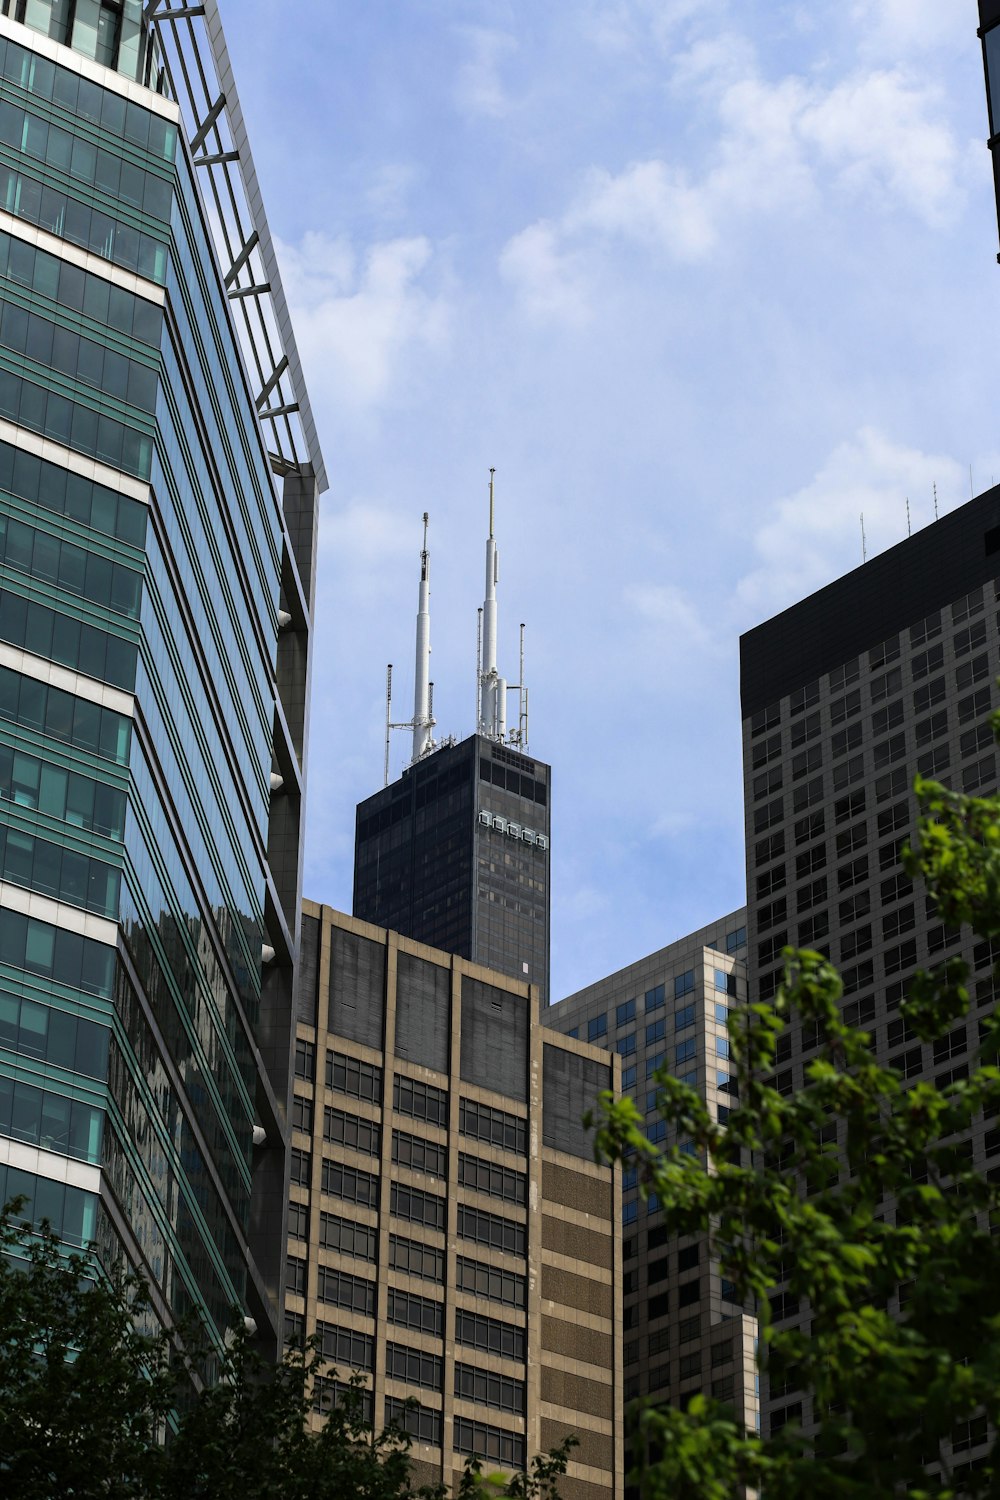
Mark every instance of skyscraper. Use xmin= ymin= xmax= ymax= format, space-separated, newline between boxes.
xmin=740 ymin=486 xmax=1000 ymax=1460
xmin=545 ymin=911 xmax=757 ymax=1489
xmin=0 ymin=0 xmax=324 ymax=1357
xmin=354 ymin=485 xmax=551 ymax=1002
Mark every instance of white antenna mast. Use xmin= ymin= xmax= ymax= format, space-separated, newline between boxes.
xmin=412 ymin=511 xmax=434 ymax=762
xmin=479 ymin=468 xmax=505 ymax=741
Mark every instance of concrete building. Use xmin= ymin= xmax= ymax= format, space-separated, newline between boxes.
xmin=740 ymin=486 xmax=1000 ymax=1461
xmin=546 ymin=912 xmax=757 ymax=1488
xmin=0 ymin=1 xmax=323 ymax=1357
xmin=287 ymin=902 xmax=624 ymax=1499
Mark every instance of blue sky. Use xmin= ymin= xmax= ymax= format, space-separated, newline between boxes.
xmin=227 ymin=0 xmax=1000 ymax=1001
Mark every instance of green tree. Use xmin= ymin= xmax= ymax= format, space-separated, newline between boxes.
xmin=591 ymin=769 xmax=1000 ymax=1499
xmin=0 ymin=1203 xmax=572 ymax=1499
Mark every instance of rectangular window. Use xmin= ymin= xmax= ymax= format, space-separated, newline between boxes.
xmin=754 ymin=766 xmax=783 ymax=799
xmin=963 ymin=755 xmax=995 ymax=793
xmin=675 ymin=1003 xmax=695 ymax=1031
xmin=796 ymin=845 xmax=826 ymax=878
xmin=791 ymin=745 xmax=822 ymax=780
xmin=324 ymin=1108 xmax=380 ymax=1156
xmin=789 ymin=681 xmax=820 ymax=715
xmin=645 ymin=982 xmax=666 ymax=1012
xmin=456 ymin=1255 xmax=526 ymax=1308
xmin=757 ymin=864 xmax=786 ymax=898
xmin=957 ymin=653 xmax=990 ymax=690
xmin=874 ymin=733 xmax=906 ymax=769
xmin=291 ymin=1096 xmax=313 ymax=1134
xmin=871 ymin=700 xmax=904 ymax=736
xmin=911 ymin=643 xmax=944 ymax=680
xmin=828 ymin=658 xmax=860 ymax=691
xmin=290 ymin=1148 xmax=311 ymax=1186
xmin=790 ymin=710 xmax=821 ymax=747
xmin=393 ymin=1074 xmax=447 ymax=1125
xmin=794 ymin=811 xmax=825 ymax=846
xmin=327 ymin=1050 xmax=382 ymax=1104
xmin=751 ymin=704 xmax=781 ymax=736
xmin=755 ymin=831 xmax=785 ymax=865
xmin=913 ymin=676 xmax=947 ymax=713
xmin=673 ymin=971 xmax=695 ymax=999
xmin=954 ymin=620 xmax=987 ymax=657
xmin=870 ymin=667 xmax=902 ymax=703
xmin=840 ymin=925 xmax=871 ymax=960
xmin=455 ymin=1363 xmax=525 ymax=1415
xmin=960 ymin=722 xmax=994 ymax=758
xmin=320 ymin=1213 xmax=377 ymax=1262
xmin=916 ymin=710 xmax=948 ymax=747
xmin=830 ymin=688 xmax=862 ymax=725
xmin=455 ymin=1309 xmax=525 ymax=1362
xmin=459 ymin=1099 xmax=526 ymax=1155
xmin=294 ymin=1039 xmax=316 ymax=1082
xmin=386 ymin=1343 xmax=443 ymax=1392
xmin=834 ymin=789 xmax=865 ymax=824
xmin=797 ymin=877 xmax=826 ymax=913
xmin=792 ymin=776 xmax=823 ymax=813
xmin=875 ymin=767 xmax=908 ymax=803
xmin=389 ymin=1234 xmax=444 ymax=1283
xmin=616 ymin=998 xmax=636 ymax=1027
xmin=832 ymin=756 xmax=864 ymax=792
xmin=587 ymin=1013 xmax=608 ymax=1042
xmin=457 ymin=1204 xmax=525 ymax=1258
xmin=835 ymin=822 xmax=867 ymax=857
xmin=392 ymin=1130 xmax=447 ymax=1177
xmin=288 ymin=1201 xmax=308 ymax=1241
xmin=877 ymin=802 xmax=909 ymax=837
xmin=754 ymin=797 xmax=784 ymax=834
xmin=321 ymin=1160 xmax=379 ymax=1208
xmin=758 ymin=897 xmax=787 ymax=931
xmin=458 ymin=1153 xmax=526 ymax=1205
xmin=752 ymin=731 xmax=782 ymax=768
xmin=869 ymin=634 xmax=900 ymax=669
xmin=391 ymin=1182 xmax=446 ymax=1230
xmin=958 ymin=687 xmax=991 ymax=724
xmin=917 ymin=745 xmax=949 ymax=778
xmin=831 ymin=722 xmax=864 ymax=758
xmin=838 ymin=854 xmax=868 ymax=891
xmin=388 ymin=1288 xmax=443 ymax=1336
xmin=317 ymin=1267 xmax=376 ymax=1316
xmin=454 ymin=1416 xmax=525 ymax=1469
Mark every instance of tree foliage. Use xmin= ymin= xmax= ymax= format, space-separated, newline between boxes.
xmin=0 ymin=1205 xmax=573 ymax=1499
xmin=592 ymin=768 xmax=1000 ymax=1499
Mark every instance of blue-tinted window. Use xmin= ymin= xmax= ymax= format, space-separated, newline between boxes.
xmin=622 ymin=1064 xmax=636 ymax=1092
xmin=0 ymin=1074 xmax=102 ymax=1161
xmin=717 ymin=1036 xmax=731 ymax=1059
xmin=677 ymin=1038 xmax=696 ymax=1065
xmin=616 ymin=998 xmax=635 ymax=1027
xmin=645 ymin=1017 xmax=666 ymax=1046
xmin=726 ymin=926 xmax=747 ymax=953
xmin=675 ymin=1004 xmax=695 ymax=1031
xmin=674 ymin=970 xmax=695 ymax=998
xmin=716 ymin=1002 xmax=729 ymax=1024
xmin=0 ymin=905 xmax=113 ymax=994
xmin=616 ymin=1033 xmax=636 ymax=1057
xmin=622 ymin=1199 xmax=637 ymax=1225
xmin=0 ymin=665 xmax=131 ymax=763
xmin=566 ymin=1026 xmax=579 ymax=1040
xmin=645 ymin=1052 xmax=665 ymax=1079
xmin=0 ymin=989 xmax=109 ymax=1076
xmin=714 ymin=968 xmax=729 ymax=992
xmin=587 ymin=1013 xmax=607 ymax=1043
xmin=645 ymin=983 xmax=665 ymax=1012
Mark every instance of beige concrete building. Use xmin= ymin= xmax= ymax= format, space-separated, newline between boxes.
xmin=284 ymin=902 xmax=624 ymax=1498
xmin=546 ymin=911 xmax=758 ymax=1493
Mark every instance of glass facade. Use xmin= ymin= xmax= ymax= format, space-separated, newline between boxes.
xmin=0 ymin=8 xmax=319 ymax=1357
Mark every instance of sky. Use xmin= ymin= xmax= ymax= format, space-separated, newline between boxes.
xmin=226 ymin=0 xmax=1000 ymax=1003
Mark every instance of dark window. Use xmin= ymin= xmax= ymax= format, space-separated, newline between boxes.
xmin=455 ymin=1310 xmax=525 ymax=1361
xmin=459 ymin=1098 xmax=526 ymax=1155
xmin=290 ymin=1148 xmax=311 ymax=1186
xmin=832 ymin=756 xmax=864 ymax=792
xmin=751 ymin=704 xmax=781 ymax=736
xmin=790 ymin=711 xmax=821 ymax=747
xmin=390 ymin=1182 xmax=445 ymax=1230
xmin=292 ymin=1096 xmax=313 ymax=1134
xmin=457 ymin=1204 xmax=525 ymax=1257
xmin=791 ymin=745 xmax=822 ymax=780
xmin=828 ymin=658 xmax=860 ymax=691
xmin=754 ymin=767 xmax=783 ymax=800
xmin=911 ymin=643 xmax=944 ymax=680
xmin=393 ymin=1074 xmax=447 ymax=1126
xmin=794 ymin=811 xmax=824 ymax=845
xmin=288 ymin=1202 xmax=308 ymax=1241
xmin=792 ymin=776 xmax=823 ymax=813
xmin=869 ymin=634 xmax=900 ymax=669
xmin=960 ymin=722 xmax=994 ymax=758
xmin=913 ymin=676 xmax=947 ymax=713
xmin=871 ymin=701 xmax=904 ymax=735
xmin=393 ymin=1130 xmax=447 ymax=1177
xmin=877 ymin=802 xmax=909 ymax=838
xmin=835 ymin=822 xmax=867 ymax=857
xmin=454 ymin=1416 xmax=525 ymax=1469
xmin=321 ymin=1161 xmax=379 ymax=1208
xmin=285 ymin=1255 xmax=306 ymax=1295
xmin=455 ymin=1363 xmax=525 ymax=1415
xmin=752 ymin=731 xmax=782 ymax=769
xmin=796 ymin=845 xmax=826 ymax=878
xmin=756 ymin=865 xmax=786 ymax=898
xmin=876 ymin=767 xmax=908 ymax=803
xmin=831 ymin=722 xmax=864 ymax=758
xmin=830 ymin=688 xmax=862 ymax=725
xmin=957 ymin=653 xmax=990 ymax=690
xmin=456 ymin=1255 xmax=526 ymax=1308
xmin=459 ymin=1153 xmax=526 ymax=1205
xmin=385 ymin=1343 xmax=443 ymax=1391
xmin=874 ymin=734 xmax=906 ymax=769
xmin=954 ymin=620 xmax=987 ymax=658
xmin=389 ymin=1234 xmax=444 ymax=1283
xmin=838 ymin=854 xmax=868 ymax=891
xmin=387 ymin=1287 xmax=443 ymax=1336
xmin=294 ymin=1039 xmax=315 ymax=1082
xmin=319 ymin=1213 xmax=377 ymax=1262
xmin=327 ymin=1050 xmax=382 ymax=1104
xmin=756 ymin=831 xmax=785 ymax=864
xmin=317 ymin=1267 xmax=376 ymax=1316
xmin=325 ymin=1108 xmax=380 ymax=1156
xmin=958 ymin=687 xmax=991 ymax=724
xmin=754 ymin=797 xmax=783 ymax=834
xmin=909 ymin=610 xmax=941 ymax=646
xmin=916 ymin=710 xmax=948 ymax=747
xmin=834 ymin=789 xmax=865 ymax=824
xmin=797 ymin=877 xmax=826 ymax=913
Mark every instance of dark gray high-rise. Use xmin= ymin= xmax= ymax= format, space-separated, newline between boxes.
xmin=353 ymin=733 xmax=551 ymax=1004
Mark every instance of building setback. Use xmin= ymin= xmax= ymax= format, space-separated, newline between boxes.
xmin=0 ymin=1 xmax=323 ymax=1357
xmin=546 ymin=912 xmax=756 ymax=1493
xmin=740 ymin=487 xmax=1000 ymax=1471
xmin=354 ymin=732 xmax=552 ymax=1004
xmin=287 ymin=902 xmax=623 ymax=1499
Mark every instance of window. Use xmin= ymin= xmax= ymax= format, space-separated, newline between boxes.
xmin=458 ymin=1153 xmax=525 ymax=1205
xmin=799 ymin=911 xmax=829 ymax=947
xmin=791 ymin=745 xmax=822 ymax=780
xmin=954 ymin=620 xmax=988 ymax=657
xmin=790 ymin=710 xmax=821 ymax=747
xmin=292 ymin=1096 xmax=313 ymax=1134
xmin=288 ymin=1202 xmax=308 ymax=1241
xmin=753 ymin=731 xmax=782 ymax=768
xmin=388 ymin=1288 xmax=443 ymax=1336
xmin=755 ymin=832 xmax=785 ymax=865
xmin=831 ymin=722 xmax=863 ymax=758
xmin=911 ymin=643 xmax=944 ymax=680
xmin=393 ymin=1130 xmax=447 ymax=1177
xmin=617 ymin=1032 xmax=636 ymax=1056
xmin=840 ymin=925 xmax=871 ymax=960
xmin=758 ymin=933 xmax=787 ymax=967
xmin=796 ymin=845 xmax=826 ymax=878
xmin=933 ymin=1026 xmax=967 ymax=1065
xmin=321 ymin=1213 xmax=377 ymax=1262
xmin=645 ymin=983 xmax=666 ymax=1012
xmin=324 ymin=1108 xmax=380 ymax=1156
xmin=678 ymin=1278 xmax=700 ymax=1308
xmin=389 ymin=1235 xmax=444 ymax=1282
xmin=317 ymin=1267 xmax=376 ymax=1316
xmin=290 ymin=1148 xmax=311 ymax=1186
xmin=676 ymin=1037 xmax=697 ymax=1066
xmin=616 ymin=999 xmax=636 ymax=1027
xmin=961 ymin=722 xmax=994 ymax=758
xmin=828 ymin=658 xmax=860 ymax=691
xmin=587 ymin=1013 xmax=607 ymax=1042
xmin=726 ymin=925 xmax=747 ymax=952
xmin=884 ymin=939 xmax=918 ymax=976
xmin=751 ymin=704 xmax=781 ymax=736
xmin=321 ymin=1161 xmax=379 ymax=1208
xmin=393 ymin=1075 xmax=447 ymax=1125
xmin=757 ymin=865 xmax=786 ymax=897
xmin=910 ymin=609 xmax=941 ymax=645
xmin=871 ymin=700 xmax=904 ymax=735
xmin=834 ymin=790 xmax=866 ymax=825
xmin=790 ymin=681 xmax=820 ymax=715
xmin=754 ymin=797 xmax=783 ymax=834
xmin=917 ymin=744 xmax=949 ymax=778
xmin=675 ymin=1004 xmax=695 ymax=1031
xmin=914 ymin=677 xmax=947 ymax=713
xmin=754 ymin=766 xmax=783 ymax=799
xmin=841 ymin=959 xmax=874 ymax=995
xmin=889 ymin=1046 xmax=924 ymax=1079
xmin=870 ymin=667 xmax=902 ymax=702
xmin=957 ymin=653 xmax=990 ymax=690
xmin=839 ymin=890 xmax=871 ymax=924
xmin=880 ymin=835 xmax=906 ymax=872
xmin=832 ymin=756 xmax=864 ymax=792
xmin=386 ymin=1343 xmax=443 ymax=1391
xmin=456 ymin=1256 xmax=526 ymax=1309
xmin=838 ymin=854 xmax=868 ymax=891
xmin=877 ymin=802 xmax=909 ymax=837
xmin=797 ymin=877 xmax=826 ymax=913
xmin=830 ymin=688 xmax=862 ymax=725
xmin=959 ymin=687 xmax=991 ymax=724
xmin=835 ymin=822 xmax=867 ymax=858
xmin=759 ymin=897 xmax=787 ymax=931
xmin=876 ymin=767 xmax=908 ymax=803
xmin=327 ymin=1051 xmax=382 ymax=1104
xmin=390 ymin=1181 xmax=445 ymax=1229
xmin=457 ymin=1204 xmax=525 ymax=1258
xmin=794 ymin=811 xmax=825 ymax=845
xmin=963 ymin=756 xmax=995 ymax=793
xmin=459 ymin=1099 xmax=525 ymax=1155
xmin=953 ymin=586 xmax=985 ymax=624
xmin=881 ymin=872 xmax=912 ymax=903
xmin=316 ymin=1322 xmax=374 ymax=1371
xmin=916 ymin=710 xmax=948 ymax=747
xmin=454 ymin=1417 xmax=525 ymax=1469
xmin=455 ymin=1364 xmax=525 ymax=1415
xmin=455 ymin=1310 xmax=525 ymax=1361
xmin=792 ymin=776 xmax=824 ymax=813
xmin=874 ymin=733 xmax=906 ymax=769
xmin=870 ymin=634 xmax=900 ymax=669
xmin=645 ymin=1017 xmax=666 ymax=1046
xmin=294 ymin=1039 xmax=315 ymax=1082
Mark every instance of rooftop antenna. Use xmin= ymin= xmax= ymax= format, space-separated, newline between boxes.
xmin=861 ymin=512 xmax=867 ymax=564
xmin=508 ymin=622 xmax=529 ymax=749
xmin=906 ymin=496 xmax=911 ymax=537
xmin=971 ymin=463 xmax=975 ymax=499
xmin=933 ymin=482 xmax=939 ymax=521
xmin=383 ymin=514 xmax=437 ymax=784
xmin=479 ymin=468 xmax=506 ymax=741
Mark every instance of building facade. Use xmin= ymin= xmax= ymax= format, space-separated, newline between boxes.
xmin=546 ymin=912 xmax=757 ymax=1491
xmin=354 ymin=733 xmax=551 ymax=1004
xmin=287 ymin=902 xmax=623 ymax=1499
xmin=740 ymin=486 xmax=1000 ymax=1460
xmin=0 ymin=0 xmax=323 ymax=1356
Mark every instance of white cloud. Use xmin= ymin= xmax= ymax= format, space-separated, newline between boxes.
xmin=500 ymin=45 xmax=963 ymax=314
xmin=454 ymin=26 xmax=517 ymax=119
xmin=498 ymin=221 xmax=593 ymax=323
xmin=851 ymin=0 xmax=970 ymax=60
xmin=624 ymin=581 xmax=718 ymax=654
xmin=735 ymin=427 xmax=967 ymax=618
xmin=276 ymin=231 xmax=451 ymax=414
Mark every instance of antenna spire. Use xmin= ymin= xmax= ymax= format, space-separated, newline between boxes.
xmin=411 ymin=511 xmax=435 ymax=762
xmin=479 ymin=470 xmax=502 ymax=738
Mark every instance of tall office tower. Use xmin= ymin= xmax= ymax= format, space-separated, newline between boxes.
xmin=0 ymin=2 xmax=324 ymax=1357
xmin=288 ymin=902 xmax=624 ymax=1499
xmin=545 ymin=913 xmax=757 ymax=1492
xmin=354 ymin=491 xmax=551 ymax=1001
xmin=979 ymin=0 xmax=1000 ymax=254
xmin=741 ymin=488 xmax=1000 ymax=1458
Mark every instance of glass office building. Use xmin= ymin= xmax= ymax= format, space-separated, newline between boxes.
xmin=0 ymin=1 xmax=325 ymax=1355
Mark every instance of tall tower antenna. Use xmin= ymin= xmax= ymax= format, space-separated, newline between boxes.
xmin=412 ymin=511 xmax=434 ymax=762
xmin=933 ymin=482 xmax=939 ymax=521
xmin=383 ymin=664 xmax=393 ymax=787
xmin=860 ymin=512 xmax=866 ymax=563
xmin=906 ymin=496 xmax=911 ymax=537
xmin=479 ymin=469 xmax=503 ymax=739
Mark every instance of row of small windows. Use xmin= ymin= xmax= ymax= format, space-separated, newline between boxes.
xmin=385 ymin=1397 xmax=441 ymax=1448
xmin=0 ymin=587 xmax=136 ymax=691
xmin=0 ymin=439 xmax=147 ymax=546
xmin=0 ymin=905 xmax=113 ymax=996
xmin=0 ymin=664 xmax=131 ymax=764
xmin=0 ymin=506 xmax=144 ymax=619
xmin=0 ymin=298 xmax=157 ymax=411
xmin=459 ymin=1097 xmax=525 ymax=1155
xmin=0 ymin=743 xmax=125 ymax=840
xmin=458 ymin=1152 xmax=526 ymax=1206
xmin=0 ymin=820 xmax=119 ymax=917
xmin=0 ymin=230 xmax=162 ymax=351
xmin=454 ymin=1416 xmax=525 ymax=1469
xmin=0 ymin=364 xmax=153 ymax=480
xmin=0 ymin=1073 xmax=102 ymax=1162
